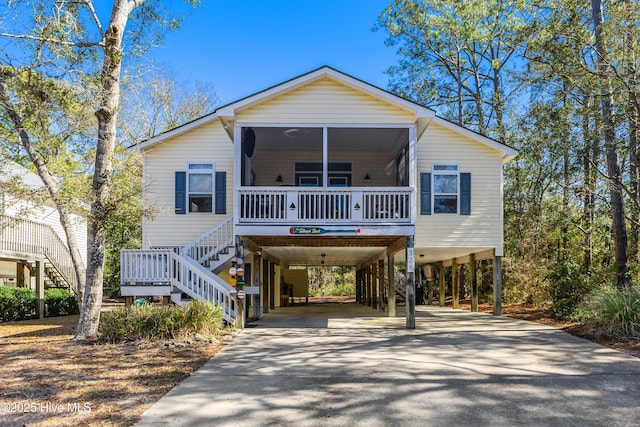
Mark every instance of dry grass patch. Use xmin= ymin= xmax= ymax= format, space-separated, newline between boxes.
xmin=459 ymin=301 xmax=640 ymax=358
xmin=0 ymin=314 xmax=226 ymax=426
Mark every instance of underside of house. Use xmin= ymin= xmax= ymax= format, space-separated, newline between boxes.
xmin=120 ymin=67 xmax=517 ymax=327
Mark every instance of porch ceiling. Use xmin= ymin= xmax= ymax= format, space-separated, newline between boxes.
xmin=245 ymin=236 xmax=404 ymax=267
xmin=252 ymin=127 xmax=408 ymax=152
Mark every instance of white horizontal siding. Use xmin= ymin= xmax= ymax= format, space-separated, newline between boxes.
xmin=143 ymin=120 xmax=234 ymax=248
xmin=254 ymin=150 xmax=396 ymax=187
xmin=416 ymin=122 xmax=504 ymax=254
xmin=237 ymin=78 xmax=416 ymax=124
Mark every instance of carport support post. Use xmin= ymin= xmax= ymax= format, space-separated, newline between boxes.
xmin=452 ymin=257 xmax=459 ymax=309
xmin=35 ymin=260 xmax=44 ymax=319
xmin=426 ymin=264 xmax=433 ymax=306
xmin=371 ymin=263 xmax=377 ymax=309
xmin=355 ymin=269 xmax=361 ymax=303
xmin=253 ymin=253 xmax=261 ymax=320
xmin=387 ymin=255 xmax=396 ymax=317
xmin=378 ymin=259 xmax=385 ymax=312
xmin=493 ymin=255 xmax=502 ymax=315
xmin=470 ymin=253 xmax=478 ymax=312
xmin=362 ymin=268 xmax=368 ymax=306
xmin=262 ymin=259 xmax=269 ymax=313
xmin=366 ymin=266 xmax=372 ymax=307
xmin=438 ymin=262 xmax=445 ymax=307
xmin=236 ymin=237 xmax=245 ymax=329
xmin=406 ymin=236 xmax=415 ymax=329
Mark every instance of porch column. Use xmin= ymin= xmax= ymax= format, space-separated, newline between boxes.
xmin=366 ymin=266 xmax=372 ymax=307
xmin=452 ymin=257 xmax=459 ymax=309
xmin=35 ymin=260 xmax=44 ymax=319
xmin=235 ymin=237 xmax=245 ymax=328
xmin=470 ymin=253 xmax=478 ymax=312
xmin=262 ymin=259 xmax=269 ymax=313
xmin=355 ymin=269 xmax=361 ymax=303
xmin=378 ymin=259 xmax=385 ymax=312
xmin=406 ymin=236 xmax=415 ymax=329
xmin=371 ymin=263 xmax=377 ymax=310
xmin=459 ymin=262 xmax=466 ymax=307
xmin=253 ymin=253 xmax=262 ymax=320
xmin=426 ymin=264 xmax=433 ymax=306
xmin=16 ymin=261 xmax=29 ymax=288
xmin=270 ymin=262 xmax=276 ymax=310
xmin=493 ymin=255 xmax=502 ymax=315
xmin=387 ymin=255 xmax=396 ymax=317
xmin=362 ymin=268 xmax=368 ymax=306
xmin=438 ymin=262 xmax=445 ymax=307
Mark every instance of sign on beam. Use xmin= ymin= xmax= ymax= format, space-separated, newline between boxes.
xmin=290 ymin=227 xmax=361 ymax=235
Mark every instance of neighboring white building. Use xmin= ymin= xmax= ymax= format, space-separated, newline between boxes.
xmin=121 ymin=67 xmax=517 ymax=325
xmin=0 ymin=159 xmax=87 ymax=294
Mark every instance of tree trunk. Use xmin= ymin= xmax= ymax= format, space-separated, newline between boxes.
xmin=582 ymin=94 xmax=595 ymax=273
xmin=629 ymin=103 xmax=639 ymax=266
xmin=456 ymin=45 xmax=463 ymax=126
xmin=0 ymin=71 xmax=87 ymax=296
xmin=75 ymin=0 xmax=135 ymax=340
xmin=591 ymin=0 xmax=629 ymax=288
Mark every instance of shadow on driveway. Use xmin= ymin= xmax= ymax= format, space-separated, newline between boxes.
xmin=136 ymin=304 xmax=640 ymax=427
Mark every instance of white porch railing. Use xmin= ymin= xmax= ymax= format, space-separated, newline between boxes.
xmin=181 ymin=216 xmax=234 ymax=264
xmin=0 ymin=215 xmax=79 ymax=294
xmin=238 ymin=187 xmax=413 ymax=224
xmin=120 ymin=249 xmax=236 ymax=323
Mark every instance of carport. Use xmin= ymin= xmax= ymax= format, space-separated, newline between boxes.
xmin=239 ymin=234 xmax=504 ymax=328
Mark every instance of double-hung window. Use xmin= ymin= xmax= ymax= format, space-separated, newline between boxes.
xmin=433 ymin=164 xmax=459 ymax=214
xmin=187 ymin=163 xmax=214 ymax=213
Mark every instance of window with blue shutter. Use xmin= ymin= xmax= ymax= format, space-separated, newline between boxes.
xmin=433 ymin=164 xmax=459 ymax=214
xmin=430 ymin=165 xmax=471 ymax=215
xmin=187 ymin=163 xmax=214 ymax=213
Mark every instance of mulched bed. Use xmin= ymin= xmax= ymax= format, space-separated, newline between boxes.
xmin=0 ymin=314 xmax=226 ymax=426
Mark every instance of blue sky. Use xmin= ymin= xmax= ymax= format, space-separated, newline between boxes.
xmin=147 ymin=0 xmax=399 ymax=105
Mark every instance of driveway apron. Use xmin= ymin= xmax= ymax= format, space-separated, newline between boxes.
xmin=136 ymin=304 xmax=640 ymax=426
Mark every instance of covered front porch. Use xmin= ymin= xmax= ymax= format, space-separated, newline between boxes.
xmin=234 ymin=125 xmax=416 ymax=227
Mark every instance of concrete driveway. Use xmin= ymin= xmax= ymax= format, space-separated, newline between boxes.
xmin=136 ymin=304 xmax=640 ymax=426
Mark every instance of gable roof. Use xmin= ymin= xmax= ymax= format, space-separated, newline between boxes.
xmin=215 ymin=66 xmax=436 ymax=118
xmin=133 ymin=66 xmax=517 ymax=161
xmin=0 ymin=159 xmax=44 ymax=190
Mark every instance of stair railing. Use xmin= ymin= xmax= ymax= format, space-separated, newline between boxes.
xmin=120 ymin=248 xmax=236 ymax=323
xmin=180 ymin=215 xmax=234 ymax=265
xmin=0 ymin=215 xmax=79 ymax=294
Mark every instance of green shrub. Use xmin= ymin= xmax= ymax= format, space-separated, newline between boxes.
xmin=44 ymin=288 xmax=79 ymax=317
xmin=0 ymin=286 xmax=37 ymax=321
xmin=99 ymin=301 xmax=225 ymax=342
xmin=547 ymin=261 xmax=596 ymax=319
xmin=581 ymin=286 xmax=640 ymax=339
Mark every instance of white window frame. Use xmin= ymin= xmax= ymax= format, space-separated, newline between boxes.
xmin=187 ymin=162 xmax=215 ymax=214
xmin=432 ymin=164 xmax=459 ymax=214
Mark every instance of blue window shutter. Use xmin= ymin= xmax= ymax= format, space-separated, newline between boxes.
xmin=460 ymin=172 xmax=471 ymax=215
xmin=215 ymin=171 xmax=226 ymax=214
xmin=420 ymin=173 xmax=431 ymax=215
xmin=175 ymin=171 xmax=186 ymax=215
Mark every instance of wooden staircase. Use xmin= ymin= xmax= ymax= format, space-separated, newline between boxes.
xmin=0 ymin=215 xmax=80 ymax=295
xmin=121 ymin=216 xmax=238 ymax=322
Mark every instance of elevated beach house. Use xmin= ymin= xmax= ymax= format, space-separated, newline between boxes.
xmin=121 ymin=67 xmax=517 ymax=326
